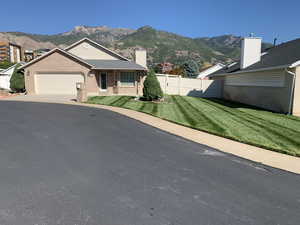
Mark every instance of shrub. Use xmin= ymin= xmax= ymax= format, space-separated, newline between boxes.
xmin=10 ymin=64 xmax=25 ymax=93
xmin=143 ymin=70 xmax=163 ymax=101
xmin=181 ymin=60 xmax=199 ymax=78
xmin=0 ymin=61 xmax=14 ymax=69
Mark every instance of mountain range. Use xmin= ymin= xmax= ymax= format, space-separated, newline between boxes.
xmin=0 ymin=25 xmax=272 ymax=67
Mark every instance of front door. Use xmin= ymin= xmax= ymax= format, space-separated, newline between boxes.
xmin=100 ymin=72 xmax=107 ymax=90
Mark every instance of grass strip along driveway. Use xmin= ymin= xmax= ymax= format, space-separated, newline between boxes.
xmin=87 ymin=95 xmax=300 ymax=157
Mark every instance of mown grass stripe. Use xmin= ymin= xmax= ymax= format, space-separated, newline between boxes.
xmin=87 ymin=95 xmax=300 ymax=157
xmin=171 ymin=95 xmax=199 ymax=127
xmin=201 ymin=98 xmax=300 ymax=149
xmin=176 ymin=96 xmax=226 ymax=133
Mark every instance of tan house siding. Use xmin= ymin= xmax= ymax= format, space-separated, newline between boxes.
xmin=88 ymin=70 xmax=143 ymax=96
xmin=223 ymin=69 xmax=293 ymax=113
xmin=86 ymin=71 xmax=99 ymax=95
xmin=24 ymin=51 xmax=90 ymax=94
xmin=22 ymin=39 xmax=147 ymax=96
xmin=118 ymin=86 xmax=138 ymax=95
xmin=67 ymin=42 xmax=118 ymax=60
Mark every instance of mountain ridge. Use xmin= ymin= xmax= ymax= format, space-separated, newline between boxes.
xmin=0 ymin=25 xmax=272 ymax=67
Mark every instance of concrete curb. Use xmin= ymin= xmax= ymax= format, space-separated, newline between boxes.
xmin=3 ymin=97 xmax=300 ymax=174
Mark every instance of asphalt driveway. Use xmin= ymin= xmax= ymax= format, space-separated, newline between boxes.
xmin=0 ymin=101 xmax=299 ymax=225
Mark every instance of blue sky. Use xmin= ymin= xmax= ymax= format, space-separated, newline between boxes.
xmin=2 ymin=0 xmax=299 ymax=43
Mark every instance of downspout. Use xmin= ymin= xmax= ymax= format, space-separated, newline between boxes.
xmin=285 ymin=68 xmax=296 ymax=115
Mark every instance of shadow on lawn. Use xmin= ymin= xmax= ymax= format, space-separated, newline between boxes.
xmin=206 ymin=98 xmax=276 ymax=112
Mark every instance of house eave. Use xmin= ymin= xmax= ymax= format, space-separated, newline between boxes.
xmin=18 ymin=48 xmax=93 ymax=70
xmin=209 ymin=64 xmax=291 ymax=78
xmin=64 ymin=38 xmax=130 ymax=61
xmin=91 ymin=67 xmax=147 ymax=71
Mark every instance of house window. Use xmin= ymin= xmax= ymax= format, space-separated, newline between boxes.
xmin=120 ymin=72 xmax=135 ymax=86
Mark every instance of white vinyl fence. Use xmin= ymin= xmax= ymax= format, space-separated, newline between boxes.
xmin=156 ymin=74 xmax=222 ymax=98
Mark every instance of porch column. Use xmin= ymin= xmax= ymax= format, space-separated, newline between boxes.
xmin=114 ymin=70 xmax=119 ymax=95
xmin=137 ymin=72 xmax=143 ymax=96
xmin=85 ymin=70 xmax=99 ymax=96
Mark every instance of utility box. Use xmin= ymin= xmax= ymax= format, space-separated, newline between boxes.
xmin=76 ymin=82 xmax=87 ymax=103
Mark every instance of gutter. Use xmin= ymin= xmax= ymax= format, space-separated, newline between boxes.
xmin=91 ymin=67 xmax=147 ymax=71
xmin=285 ymin=68 xmax=296 ymax=115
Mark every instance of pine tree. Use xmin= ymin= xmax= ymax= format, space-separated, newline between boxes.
xmin=143 ymin=70 xmax=163 ymax=101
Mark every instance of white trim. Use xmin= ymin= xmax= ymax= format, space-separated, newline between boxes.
xmin=197 ymin=63 xmax=225 ymax=79
xmin=19 ymin=48 xmax=93 ymax=70
xmin=65 ymin=38 xmax=129 ymax=61
xmin=227 ymin=62 xmax=238 ymax=68
xmin=290 ymin=60 xmax=300 ymax=68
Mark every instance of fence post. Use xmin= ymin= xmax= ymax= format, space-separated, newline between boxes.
xmin=178 ymin=75 xmax=181 ymax=95
xmin=200 ymin=79 xmax=203 ymax=93
xmin=164 ymin=75 xmax=168 ymax=94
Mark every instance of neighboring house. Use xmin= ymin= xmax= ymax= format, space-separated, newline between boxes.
xmin=197 ymin=63 xmax=225 ymax=79
xmin=19 ymin=38 xmax=147 ymax=96
xmin=35 ymin=48 xmax=51 ymax=57
xmin=209 ymin=37 xmax=300 ymax=116
xmin=156 ymin=62 xmax=174 ymax=73
xmin=162 ymin=62 xmax=174 ymax=73
xmin=24 ymin=50 xmax=36 ymax=62
xmin=0 ymin=63 xmax=24 ymax=90
xmin=0 ymin=42 xmax=23 ymax=63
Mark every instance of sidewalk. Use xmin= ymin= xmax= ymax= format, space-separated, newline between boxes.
xmin=3 ymin=95 xmax=300 ymax=174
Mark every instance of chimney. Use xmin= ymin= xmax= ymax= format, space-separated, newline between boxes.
xmin=134 ymin=49 xmax=147 ymax=69
xmin=240 ymin=37 xmax=262 ymax=69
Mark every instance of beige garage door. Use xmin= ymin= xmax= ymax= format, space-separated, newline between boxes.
xmin=35 ymin=73 xmax=84 ymax=95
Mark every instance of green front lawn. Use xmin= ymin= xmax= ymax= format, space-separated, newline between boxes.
xmin=87 ymin=95 xmax=300 ymax=157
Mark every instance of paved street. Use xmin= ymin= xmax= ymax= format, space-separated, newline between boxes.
xmin=0 ymin=101 xmax=299 ymax=225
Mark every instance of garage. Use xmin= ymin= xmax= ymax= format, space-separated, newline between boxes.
xmin=35 ymin=73 xmax=84 ymax=95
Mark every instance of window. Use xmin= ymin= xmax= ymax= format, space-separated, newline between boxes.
xmin=120 ymin=72 xmax=135 ymax=86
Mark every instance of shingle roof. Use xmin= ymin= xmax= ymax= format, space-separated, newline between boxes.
xmin=210 ymin=38 xmax=300 ymax=77
xmin=85 ymin=59 xmax=147 ymax=71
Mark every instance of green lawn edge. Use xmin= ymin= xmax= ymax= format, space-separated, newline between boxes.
xmin=86 ymin=96 xmax=300 ymax=158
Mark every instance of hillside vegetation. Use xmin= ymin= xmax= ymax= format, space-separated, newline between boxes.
xmin=1 ymin=25 xmax=272 ymax=67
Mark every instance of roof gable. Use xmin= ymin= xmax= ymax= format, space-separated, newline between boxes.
xmin=19 ymin=48 xmax=93 ymax=70
xmin=210 ymin=38 xmax=300 ymax=77
xmin=65 ymin=38 xmax=129 ymax=61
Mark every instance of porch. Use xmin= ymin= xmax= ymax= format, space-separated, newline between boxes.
xmin=86 ymin=70 xmax=146 ymax=96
